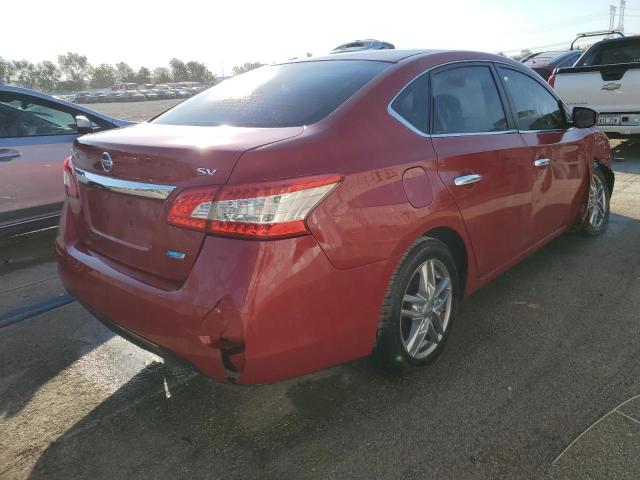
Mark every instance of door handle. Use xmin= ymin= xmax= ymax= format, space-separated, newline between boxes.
xmin=534 ymin=158 xmax=551 ymax=167
xmin=454 ymin=174 xmax=482 ymax=186
xmin=0 ymin=149 xmax=20 ymax=162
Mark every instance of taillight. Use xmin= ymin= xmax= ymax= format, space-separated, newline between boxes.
xmin=548 ymin=74 xmax=556 ymax=88
xmin=166 ymin=187 xmax=219 ymax=231
xmin=63 ymin=156 xmax=79 ymax=198
xmin=166 ymin=174 xmax=342 ymax=239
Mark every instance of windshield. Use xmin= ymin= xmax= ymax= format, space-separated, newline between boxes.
xmin=152 ymin=60 xmax=389 ymax=128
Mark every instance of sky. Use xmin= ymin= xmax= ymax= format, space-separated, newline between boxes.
xmin=3 ymin=0 xmax=640 ymax=75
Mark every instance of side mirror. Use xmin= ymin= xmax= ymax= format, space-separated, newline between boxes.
xmin=75 ymin=115 xmax=94 ymax=134
xmin=573 ymin=107 xmax=598 ymax=129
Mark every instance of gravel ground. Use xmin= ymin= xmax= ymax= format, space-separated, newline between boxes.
xmin=1 ymin=140 xmax=640 ymax=480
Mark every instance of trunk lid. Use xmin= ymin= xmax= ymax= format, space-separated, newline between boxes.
xmin=72 ymin=123 xmax=303 ymax=285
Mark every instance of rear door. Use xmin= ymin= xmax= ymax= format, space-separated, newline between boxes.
xmin=496 ymin=66 xmax=586 ymax=241
xmin=431 ymin=63 xmax=534 ymax=277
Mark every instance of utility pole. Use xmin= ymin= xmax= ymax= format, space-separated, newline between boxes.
xmin=609 ymin=5 xmax=617 ymax=30
xmin=618 ymin=0 xmax=626 ymax=32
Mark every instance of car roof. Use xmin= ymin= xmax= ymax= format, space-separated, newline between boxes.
xmin=591 ymin=34 xmax=640 ymax=46
xmin=289 ymin=49 xmax=441 ymax=63
xmin=284 ymin=49 xmax=527 ymax=69
xmin=0 ymin=84 xmax=130 ymax=126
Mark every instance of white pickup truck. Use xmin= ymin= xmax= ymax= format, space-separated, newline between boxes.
xmin=552 ymin=35 xmax=640 ymax=137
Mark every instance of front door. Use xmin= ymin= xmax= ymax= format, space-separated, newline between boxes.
xmin=496 ymin=66 xmax=587 ymax=240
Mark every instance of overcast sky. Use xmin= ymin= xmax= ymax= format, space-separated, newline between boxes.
xmin=4 ymin=0 xmax=639 ymax=74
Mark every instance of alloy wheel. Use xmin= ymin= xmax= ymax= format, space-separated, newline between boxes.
xmin=587 ymin=173 xmax=607 ymax=229
xmin=400 ymin=259 xmax=453 ymax=359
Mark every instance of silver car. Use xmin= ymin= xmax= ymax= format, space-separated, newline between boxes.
xmin=0 ymin=85 xmax=131 ymax=237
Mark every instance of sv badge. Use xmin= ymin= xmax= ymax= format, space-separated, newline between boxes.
xmin=196 ymin=167 xmax=217 ymax=176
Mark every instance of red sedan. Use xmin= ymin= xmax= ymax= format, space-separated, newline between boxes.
xmin=57 ymin=50 xmax=613 ymax=384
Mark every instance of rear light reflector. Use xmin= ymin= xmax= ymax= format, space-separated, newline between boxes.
xmin=166 ymin=175 xmax=342 ymax=239
xmin=63 ymin=156 xmax=79 ymax=198
xmin=548 ymin=73 xmax=556 ymax=88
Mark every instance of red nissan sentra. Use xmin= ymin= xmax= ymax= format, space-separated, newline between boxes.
xmin=57 ymin=50 xmax=613 ymax=384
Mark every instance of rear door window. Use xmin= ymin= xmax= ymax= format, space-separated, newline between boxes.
xmin=152 ymin=60 xmax=389 ymax=128
xmin=497 ymin=67 xmax=564 ymax=131
xmin=390 ymin=73 xmax=429 ymax=134
xmin=431 ymin=65 xmax=508 ymax=135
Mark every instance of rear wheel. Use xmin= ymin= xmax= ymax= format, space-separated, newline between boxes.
xmin=580 ymin=168 xmax=610 ymax=236
xmin=374 ymin=238 xmax=460 ymax=368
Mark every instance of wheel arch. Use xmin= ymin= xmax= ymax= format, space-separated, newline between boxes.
xmin=594 ymin=158 xmax=615 ymax=195
xmin=423 ymin=226 xmax=468 ymax=294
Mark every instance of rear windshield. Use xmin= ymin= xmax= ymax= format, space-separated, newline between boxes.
xmin=525 ymin=51 xmax=567 ymax=64
xmin=579 ymin=39 xmax=640 ymax=66
xmin=524 ymin=51 xmax=577 ymax=67
xmin=152 ymin=60 xmax=389 ymax=128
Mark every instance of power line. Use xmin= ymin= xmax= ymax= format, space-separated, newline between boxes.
xmin=524 ymin=10 xmax=610 ymax=34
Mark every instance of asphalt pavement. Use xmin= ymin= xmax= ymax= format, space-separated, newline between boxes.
xmin=1 ymin=140 xmax=640 ymax=480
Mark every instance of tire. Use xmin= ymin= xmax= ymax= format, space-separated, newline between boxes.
xmin=374 ymin=237 xmax=460 ymax=369
xmin=580 ymin=167 xmax=610 ymax=236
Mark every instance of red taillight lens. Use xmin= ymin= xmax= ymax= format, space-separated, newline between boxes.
xmin=548 ymin=74 xmax=556 ymax=88
xmin=166 ymin=175 xmax=342 ymax=239
xmin=63 ymin=156 xmax=79 ymax=198
xmin=166 ymin=187 xmax=219 ymax=231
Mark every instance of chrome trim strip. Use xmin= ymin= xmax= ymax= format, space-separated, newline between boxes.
xmin=387 ymin=58 xmax=568 ymax=138
xmin=431 ymin=130 xmax=517 ymax=138
xmin=74 ymin=167 xmax=175 ymax=200
xmin=454 ymin=174 xmax=482 ymax=186
xmin=387 ymin=103 xmax=431 ymax=137
xmin=518 ymin=128 xmax=566 ymax=134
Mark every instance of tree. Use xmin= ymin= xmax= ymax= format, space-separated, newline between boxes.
xmin=12 ymin=60 xmax=38 ymax=89
xmin=152 ymin=67 xmax=171 ymax=84
xmin=169 ymin=58 xmax=189 ymax=82
xmin=90 ymin=63 xmax=117 ymax=89
xmin=232 ymin=62 xmax=264 ymax=76
xmin=185 ymin=61 xmax=214 ymax=83
xmin=57 ymin=52 xmax=90 ymax=90
xmin=115 ymin=62 xmax=136 ymax=83
xmin=0 ymin=57 xmax=15 ymax=83
xmin=35 ymin=61 xmax=61 ymax=92
xmin=136 ymin=66 xmax=152 ymax=84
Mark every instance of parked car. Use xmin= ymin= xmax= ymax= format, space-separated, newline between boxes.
xmin=552 ymin=35 xmax=640 ymax=137
xmin=58 ymin=50 xmax=613 ymax=385
xmin=0 ymin=85 xmax=131 ymax=237
xmin=331 ymin=39 xmax=395 ymax=53
xmin=138 ymin=90 xmax=160 ymax=101
xmin=522 ymin=50 xmax=582 ymax=80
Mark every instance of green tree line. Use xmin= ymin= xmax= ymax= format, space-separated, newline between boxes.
xmin=0 ymin=53 xmax=264 ymax=93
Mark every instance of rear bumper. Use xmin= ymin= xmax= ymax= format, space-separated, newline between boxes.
xmin=56 ymin=205 xmax=394 ymax=384
xmin=599 ymin=125 xmax=640 ymax=136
